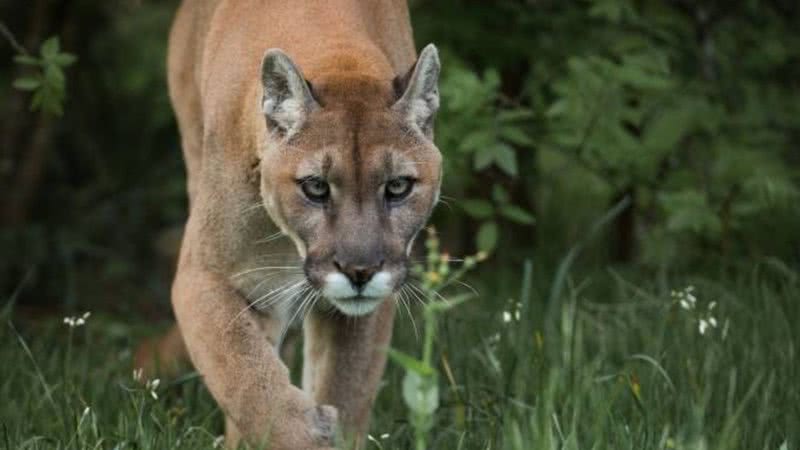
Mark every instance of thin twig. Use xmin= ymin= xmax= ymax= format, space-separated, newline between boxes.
xmin=0 ymin=21 xmax=29 ymax=55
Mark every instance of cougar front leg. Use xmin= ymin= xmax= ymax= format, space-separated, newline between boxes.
xmin=303 ymin=300 xmax=396 ymax=447
xmin=172 ymin=269 xmax=337 ymax=450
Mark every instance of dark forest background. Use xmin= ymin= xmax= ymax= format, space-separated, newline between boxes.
xmin=1 ymin=2 xmax=800 ymax=449
xmin=1 ymin=0 xmax=799 ymax=315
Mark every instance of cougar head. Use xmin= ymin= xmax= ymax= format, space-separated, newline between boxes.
xmin=257 ymin=45 xmax=441 ymax=317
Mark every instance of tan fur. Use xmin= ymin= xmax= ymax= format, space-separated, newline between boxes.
xmin=149 ymin=1 xmax=442 ymax=449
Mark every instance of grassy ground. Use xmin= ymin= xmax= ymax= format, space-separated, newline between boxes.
xmin=1 ymin=258 xmax=797 ymax=449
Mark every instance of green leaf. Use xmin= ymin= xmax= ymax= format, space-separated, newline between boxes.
xmin=40 ymin=37 xmax=60 ymax=59
xmin=459 ymin=129 xmax=494 ymax=154
xmin=13 ymin=77 xmax=41 ymax=91
xmin=44 ymin=65 xmax=65 ymax=91
xmin=643 ymin=104 xmax=696 ymax=151
xmin=459 ymin=199 xmax=494 ymax=219
xmin=499 ymin=205 xmax=536 ymax=225
xmin=473 ymin=146 xmax=494 ymax=171
xmin=613 ymin=61 xmax=673 ymax=91
xmin=14 ymin=54 xmax=40 ymax=66
xmin=387 ymin=349 xmax=434 ymax=376
xmin=54 ymin=52 xmax=77 ymax=67
xmin=493 ymin=143 xmax=518 ymax=177
xmin=402 ymin=371 xmax=439 ymax=415
xmin=477 ymin=221 xmax=499 ymax=253
xmin=499 ymin=126 xmax=534 ymax=147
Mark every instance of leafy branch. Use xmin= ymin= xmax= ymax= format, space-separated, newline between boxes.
xmin=1 ymin=22 xmax=76 ymax=116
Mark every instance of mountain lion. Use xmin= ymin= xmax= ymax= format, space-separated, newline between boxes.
xmin=152 ymin=0 xmax=442 ymax=448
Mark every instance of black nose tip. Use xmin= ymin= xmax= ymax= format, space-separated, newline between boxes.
xmin=333 ymin=259 xmax=384 ymax=290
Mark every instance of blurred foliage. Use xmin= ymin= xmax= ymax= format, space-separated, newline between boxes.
xmin=1 ymin=0 xmax=799 ymax=308
xmin=417 ymin=0 xmax=800 ymax=267
xmin=11 ymin=36 xmax=76 ymax=116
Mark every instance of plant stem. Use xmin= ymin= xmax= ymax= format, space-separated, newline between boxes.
xmin=422 ymin=306 xmax=435 ymax=366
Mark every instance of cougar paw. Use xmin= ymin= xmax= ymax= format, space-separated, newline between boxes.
xmin=307 ymin=404 xmax=338 ymax=445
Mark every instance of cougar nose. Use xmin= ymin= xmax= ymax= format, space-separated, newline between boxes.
xmin=333 ymin=259 xmax=384 ymax=290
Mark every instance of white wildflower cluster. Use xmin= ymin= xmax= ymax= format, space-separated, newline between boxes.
xmin=132 ymin=368 xmax=161 ymax=400
xmin=673 ymin=286 xmax=698 ymax=311
xmin=63 ymin=312 xmax=91 ymax=327
xmin=502 ymin=300 xmax=522 ymax=323
xmin=672 ymin=286 xmax=721 ymax=337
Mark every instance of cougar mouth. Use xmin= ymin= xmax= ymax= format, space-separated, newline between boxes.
xmin=327 ymin=296 xmax=385 ymax=317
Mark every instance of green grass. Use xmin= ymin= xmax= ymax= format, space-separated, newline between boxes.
xmin=1 ymin=260 xmax=798 ymax=449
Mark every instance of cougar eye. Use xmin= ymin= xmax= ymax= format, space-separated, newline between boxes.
xmin=298 ymin=177 xmax=330 ymax=203
xmin=385 ymin=177 xmax=415 ymax=202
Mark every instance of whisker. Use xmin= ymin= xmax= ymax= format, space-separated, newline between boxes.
xmin=300 ymin=290 xmax=320 ymax=324
xmin=449 ymin=279 xmax=479 ymax=296
xmin=408 ymin=282 xmax=451 ymax=307
xmin=278 ymin=284 xmax=314 ymax=346
xmin=232 ymin=266 xmax=302 ymax=278
xmin=436 ymin=197 xmax=453 ymax=211
xmin=245 ymin=271 xmax=299 ymax=298
xmin=250 ymin=279 xmax=308 ymax=310
xmin=255 ymin=231 xmax=287 ymax=244
xmin=409 ymin=258 xmax=466 ymax=263
xmin=404 ymin=282 xmax=428 ymax=307
xmin=240 ymin=201 xmax=266 ymax=215
xmin=398 ymin=288 xmax=418 ymax=339
xmin=225 ymin=278 xmax=305 ymax=330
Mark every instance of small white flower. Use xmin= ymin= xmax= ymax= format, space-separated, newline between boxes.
xmin=133 ymin=368 xmax=143 ymax=383
xmin=63 ymin=312 xmax=91 ymax=328
xmin=380 ymin=433 xmax=390 ymax=439
xmin=502 ymin=311 xmax=512 ymax=323
xmin=698 ymin=319 xmax=709 ymax=335
xmin=708 ymin=301 xmax=717 ymax=311
xmin=146 ymin=378 xmax=161 ymax=400
xmin=82 ymin=406 xmax=91 ymax=417
xmin=679 ymin=299 xmax=691 ymax=310
xmin=708 ymin=317 xmax=718 ymax=328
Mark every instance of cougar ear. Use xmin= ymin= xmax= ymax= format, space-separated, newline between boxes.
xmin=261 ymin=49 xmax=318 ymax=137
xmin=393 ymin=44 xmax=440 ymax=138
